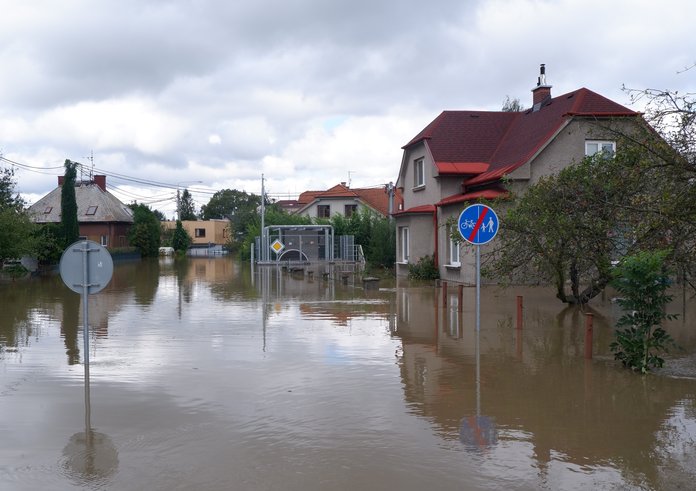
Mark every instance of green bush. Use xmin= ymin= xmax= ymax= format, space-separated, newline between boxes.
xmin=609 ymin=250 xmax=676 ymax=373
xmin=408 ymin=255 xmax=440 ymax=280
xmin=171 ymin=220 xmax=192 ymax=252
xmin=330 ymin=209 xmax=395 ymax=269
xmin=128 ymin=204 xmax=162 ymax=257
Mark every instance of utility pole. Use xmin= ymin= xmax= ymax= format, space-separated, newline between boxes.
xmin=385 ymin=181 xmax=395 ymax=220
xmin=177 ymin=188 xmax=181 ymax=221
xmin=260 ymin=174 xmax=265 ymax=262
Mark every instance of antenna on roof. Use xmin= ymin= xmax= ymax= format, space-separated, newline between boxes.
xmin=87 ymin=150 xmax=94 ymax=181
xmin=348 ymin=171 xmax=356 ymax=188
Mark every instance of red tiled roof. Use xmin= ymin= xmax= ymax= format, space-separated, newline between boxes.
xmin=436 ymin=187 xmax=509 ymax=207
xmin=297 ymin=183 xmax=402 ymax=217
xmin=392 ymin=204 xmax=436 ymax=216
xmin=435 ymin=161 xmax=490 ymax=175
xmin=405 ymin=111 xmax=517 ymax=163
xmin=352 ymin=186 xmax=401 ymax=216
xmin=297 ymin=190 xmax=322 ymax=204
xmin=319 ymin=184 xmax=359 ymax=198
xmin=404 ymin=88 xmax=637 ymax=187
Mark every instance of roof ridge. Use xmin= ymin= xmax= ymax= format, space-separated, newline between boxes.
xmin=570 ymin=87 xmax=588 ymax=113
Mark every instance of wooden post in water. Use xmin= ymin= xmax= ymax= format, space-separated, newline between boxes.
xmin=584 ymin=313 xmax=594 ymax=359
xmin=442 ymin=281 xmax=448 ymax=308
xmin=458 ymin=285 xmax=464 ymax=313
xmin=516 ymin=296 xmax=523 ymax=330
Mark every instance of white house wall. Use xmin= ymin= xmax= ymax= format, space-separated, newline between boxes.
xmin=300 ymin=198 xmax=375 ymax=219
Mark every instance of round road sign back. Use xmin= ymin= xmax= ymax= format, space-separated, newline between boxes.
xmin=59 ymin=240 xmax=114 ymax=295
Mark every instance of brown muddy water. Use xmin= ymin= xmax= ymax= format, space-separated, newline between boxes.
xmin=1 ymin=257 xmax=695 ymax=491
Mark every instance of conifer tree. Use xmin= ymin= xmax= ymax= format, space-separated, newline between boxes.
xmin=61 ymin=159 xmax=79 ymax=246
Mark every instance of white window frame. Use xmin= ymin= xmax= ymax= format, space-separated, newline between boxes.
xmin=399 ymin=227 xmax=410 ymax=263
xmin=100 ymin=235 xmax=108 ymax=247
xmin=585 ymin=140 xmax=615 ymax=156
xmin=448 ymin=226 xmax=461 ymax=267
xmin=413 ymin=158 xmax=425 ymax=189
xmin=448 ymin=304 xmax=460 ymax=337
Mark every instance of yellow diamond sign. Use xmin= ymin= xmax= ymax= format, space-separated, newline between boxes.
xmin=270 ymin=239 xmax=285 ymax=254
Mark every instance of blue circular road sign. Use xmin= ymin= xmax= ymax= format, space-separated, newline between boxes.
xmin=458 ymin=204 xmax=499 ymax=245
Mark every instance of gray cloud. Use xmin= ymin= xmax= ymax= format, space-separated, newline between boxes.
xmin=1 ymin=0 xmax=695 ymax=215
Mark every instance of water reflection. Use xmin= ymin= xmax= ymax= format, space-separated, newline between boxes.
xmin=61 ymin=290 xmax=80 ymax=365
xmin=1 ymin=259 xmax=695 ymax=490
xmin=394 ymin=284 xmax=696 ymax=489
xmin=61 ymin=373 xmax=118 ymax=486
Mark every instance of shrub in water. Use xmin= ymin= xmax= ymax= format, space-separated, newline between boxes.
xmin=609 ymin=250 xmax=676 ymax=373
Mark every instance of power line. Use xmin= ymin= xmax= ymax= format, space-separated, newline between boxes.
xmin=1 ymin=155 xmax=65 ymax=171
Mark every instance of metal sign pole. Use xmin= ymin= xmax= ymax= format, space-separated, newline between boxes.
xmin=60 ymin=239 xmax=114 ymax=436
xmin=476 ymin=245 xmax=481 ymax=332
xmin=80 ymin=241 xmax=92 ymax=434
xmin=81 ymin=242 xmax=90 ymax=395
xmin=458 ymin=203 xmax=498 ymax=334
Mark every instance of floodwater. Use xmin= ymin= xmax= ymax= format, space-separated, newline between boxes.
xmin=1 ymin=257 xmax=695 ymax=491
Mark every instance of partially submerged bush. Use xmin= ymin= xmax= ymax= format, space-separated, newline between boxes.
xmin=609 ymin=250 xmax=676 ymax=373
xmin=408 ymin=255 xmax=440 ymax=281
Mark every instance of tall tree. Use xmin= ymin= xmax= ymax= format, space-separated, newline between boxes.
xmin=484 ymin=153 xmax=622 ymax=303
xmin=200 ymin=189 xmax=260 ymax=220
xmin=501 ymin=95 xmax=524 ymax=112
xmin=201 ymin=189 xmax=261 ymax=247
xmin=0 ymin=165 xmax=35 ymax=265
xmin=171 ymin=220 xmax=192 ymax=252
xmin=0 ymin=166 xmax=26 ymax=210
xmin=61 ymin=159 xmax=79 ymax=246
xmin=128 ymin=203 xmax=161 ymax=257
xmin=178 ymin=189 xmax=197 ymax=221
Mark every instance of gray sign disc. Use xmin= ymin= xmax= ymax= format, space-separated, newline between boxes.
xmin=59 ymin=240 xmax=114 ymax=295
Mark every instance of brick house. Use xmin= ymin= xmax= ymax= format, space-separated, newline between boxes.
xmin=29 ymin=175 xmax=133 ymax=248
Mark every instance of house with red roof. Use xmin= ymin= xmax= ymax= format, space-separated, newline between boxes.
xmin=394 ymin=65 xmax=640 ymax=283
xmin=293 ymin=182 xmax=402 ymax=219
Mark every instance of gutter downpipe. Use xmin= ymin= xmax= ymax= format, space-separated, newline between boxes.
xmin=433 ymin=206 xmax=439 ymax=269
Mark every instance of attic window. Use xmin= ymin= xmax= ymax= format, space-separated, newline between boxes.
xmin=586 ymin=140 xmax=615 ymax=156
xmin=413 ymin=158 xmax=425 ymax=188
xmin=44 ymin=206 xmax=52 ymax=214
xmin=86 ymin=205 xmax=98 ymax=215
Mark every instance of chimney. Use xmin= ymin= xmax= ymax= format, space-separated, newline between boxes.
xmin=94 ymin=174 xmax=106 ymax=191
xmin=531 ymin=63 xmax=552 ymax=109
xmin=341 ymin=181 xmax=347 ymax=187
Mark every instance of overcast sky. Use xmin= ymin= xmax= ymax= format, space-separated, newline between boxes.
xmin=1 ymin=0 xmax=695 ymax=217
